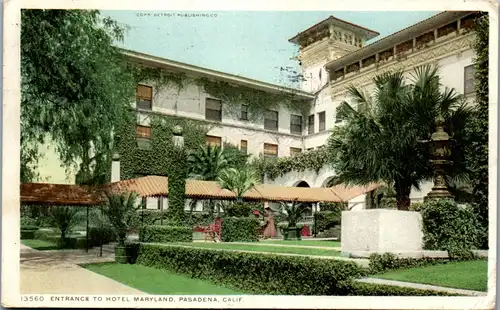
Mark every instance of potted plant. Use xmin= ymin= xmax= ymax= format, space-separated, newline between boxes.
xmin=278 ymin=200 xmax=310 ymax=241
xmin=103 ymin=191 xmax=141 ymax=264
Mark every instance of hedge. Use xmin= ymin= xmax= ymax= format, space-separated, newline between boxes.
xmin=314 ymin=211 xmax=341 ymax=233
xmin=221 ymin=217 xmax=260 ymax=242
xmin=139 ymin=225 xmax=193 ymax=243
xmin=21 ymin=230 xmax=37 ymax=239
xmin=368 ymin=253 xmax=443 ymax=274
xmin=136 ymin=244 xmax=364 ymax=295
xmin=345 ymin=282 xmax=460 ymax=296
xmin=88 ymin=226 xmax=117 ymax=247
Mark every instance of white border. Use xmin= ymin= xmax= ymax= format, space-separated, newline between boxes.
xmin=2 ymin=0 xmax=498 ymax=308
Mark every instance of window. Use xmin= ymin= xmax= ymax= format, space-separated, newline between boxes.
xmin=464 ymin=65 xmax=476 ymax=95
xmin=240 ymin=140 xmax=248 ymax=154
xmin=205 ymin=98 xmax=222 ymax=121
xmin=264 ymin=110 xmax=279 ymax=131
xmin=335 ymin=106 xmax=344 ymax=123
xmin=136 ymin=125 xmax=151 ymax=149
xmin=263 ymin=143 xmax=278 ymax=158
xmin=290 ymin=114 xmax=303 ymax=135
xmin=318 ymin=111 xmax=326 ymax=132
xmin=206 ymin=135 xmax=222 ymax=147
xmin=240 ymin=105 xmax=248 ymax=120
xmin=136 ymin=125 xmax=151 ymax=139
xmin=308 ymin=114 xmax=315 ymax=134
xmin=290 ymin=147 xmax=302 ymax=156
xmin=136 ymin=85 xmax=153 ymax=110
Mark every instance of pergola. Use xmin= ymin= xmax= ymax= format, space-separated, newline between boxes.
xmin=20 ymin=183 xmax=105 ymax=253
xmin=20 ymin=176 xmax=380 ymax=246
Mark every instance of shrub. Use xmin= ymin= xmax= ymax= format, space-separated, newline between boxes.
xmin=314 ymin=211 xmax=341 ymax=233
xmin=344 ymin=282 xmax=459 ymax=296
xmin=21 ymin=217 xmax=38 ymax=228
xmin=21 ymin=230 xmax=36 ymax=239
xmin=224 ymin=202 xmax=252 ymax=217
xmin=420 ymin=199 xmax=484 ymax=260
xmin=88 ymin=225 xmax=117 ymax=247
xmin=221 ymin=217 xmax=259 ymax=242
xmin=136 ymin=244 xmax=364 ymax=295
xmin=317 ymin=226 xmax=341 ymax=239
xmin=139 ymin=225 xmax=192 ymax=243
xmin=368 ymin=253 xmax=442 ymax=274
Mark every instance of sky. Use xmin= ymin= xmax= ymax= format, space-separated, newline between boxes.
xmin=102 ymin=11 xmax=440 ymax=87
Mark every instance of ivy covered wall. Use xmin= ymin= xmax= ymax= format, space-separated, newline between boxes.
xmin=114 ymin=111 xmax=211 ymax=180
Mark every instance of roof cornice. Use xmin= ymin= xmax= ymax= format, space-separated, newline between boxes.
xmin=324 ymin=11 xmax=477 ymax=72
xmin=119 ymin=49 xmax=315 ymax=100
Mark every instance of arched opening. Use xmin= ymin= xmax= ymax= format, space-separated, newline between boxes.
xmin=295 ymin=180 xmax=310 ymax=188
xmin=293 ymin=180 xmax=312 ymax=217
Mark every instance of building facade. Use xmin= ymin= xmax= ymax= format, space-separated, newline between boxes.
xmin=33 ymin=11 xmax=480 ymax=210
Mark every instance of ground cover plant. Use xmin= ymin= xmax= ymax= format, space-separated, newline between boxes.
xmin=83 ymin=262 xmax=244 ymax=295
xmin=259 ymin=240 xmax=340 ymax=247
xmin=21 ymin=239 xmax=59 ymax=251
xmin=369 ymin=260 xmax=487 ymax=291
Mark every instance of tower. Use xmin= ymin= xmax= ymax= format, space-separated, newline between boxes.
xmin=289 ymin=16 xmax=379 ymax=93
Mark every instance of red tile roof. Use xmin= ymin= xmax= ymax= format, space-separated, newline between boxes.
xmin=21 ymin=176 xmax=382 ymax=205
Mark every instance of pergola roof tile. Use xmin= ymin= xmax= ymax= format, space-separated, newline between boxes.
xmin=21 ymin=176 xmax=382 ymax=205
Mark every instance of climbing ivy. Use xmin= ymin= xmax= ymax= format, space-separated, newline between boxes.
xmin=251 ymin=148 xmax=330 ymax=181
xmin=196 ymin=77 xmax=312 ymax=121
xmin=114 ymin=111 xmax=210 ymax=180
xmin=128 ymin=64 xmax=189 ymax=93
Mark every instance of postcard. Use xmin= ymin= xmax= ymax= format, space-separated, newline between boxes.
xmin=3 ymin=0 xmax=498 ymax=308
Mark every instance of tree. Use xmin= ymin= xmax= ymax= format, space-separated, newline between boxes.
xmin=278 ymin=201 xmax=310 ymax=228
xmin=460 ymin=14 xmax=489 ymax=249
xmin=328 ymin=65 xmax=474 ymax=210
xmin=103 ymin=191 xmax=141 ymax=246
xmin=21 ymin=10 xmax=134 ymax=183
xmin=217 ymin=167 xmax=260 ymax=217
xmin=48 ymin=206 xmax=82 ymax=248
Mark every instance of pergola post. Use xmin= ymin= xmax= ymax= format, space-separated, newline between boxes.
xmin=100 ymin=205 xmax=103 ymax=257
xmin=85 ymin=206 xmax=89 ymax=253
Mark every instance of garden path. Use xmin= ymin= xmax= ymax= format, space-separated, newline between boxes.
xmin=357 ymin=277 xmax=487 ymax=296
xmin=20 ymin=244 xmax=146 ymax=295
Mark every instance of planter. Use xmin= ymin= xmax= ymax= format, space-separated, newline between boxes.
xmin=115 ymin=245 xmax=129 ymax=264
xmin=282 ymin=227 xmax=302 ymax=241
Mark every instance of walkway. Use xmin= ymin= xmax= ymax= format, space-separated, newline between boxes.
xmin=20 ymin=244 xmax=146 ymax=295
xmin=357 ymin=277 xmax=487 ymax=296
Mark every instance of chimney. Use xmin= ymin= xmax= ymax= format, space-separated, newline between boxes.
xmin=111 ymin=153 xmax=120 ymax=182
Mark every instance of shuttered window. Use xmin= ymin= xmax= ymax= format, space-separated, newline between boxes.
xmin=136 ymin=125 xmax=151 ymax=139
xmin=136 ymin=85 xmax=153 ymax=110
xmin=240 ymin=140 xmax=248 ymax=154
xmin=318 ymin=111 xmax=326 ymax=132
xmin=290 ymin=147 xmax=302 ymax=156
xmin=464 ymin=65 xmax=476 ymax=95
xmin=308 ymin=114 xmax=315 ymax=134
xmin=290 ymin=114 xmax=303 ymax=135
xmin=240 ymin=105 xmax=248 ymax=120
xmin=205 ymin=98 xmax=222 ymax=121
xmin=263 ymin=143 xmax=278 ymax=157
xmin=264 ymin=110 xmax=279 ymax=131
xmin=206 ymin=135 xmax=222 ymax=147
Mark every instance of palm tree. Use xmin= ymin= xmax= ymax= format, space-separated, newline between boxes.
xmin=188 ymin=144 xmax=230 ymax=181
xmin=48 ymin=206 xmax=82 ymax=248
xmin=328 ymin=65 xmax=474 ymax=210
xmin=217 ymin=167 xmax=260 ymax=216
xmin=278 ymin=200 xmax=311 ymax=228
xmin=103 ymin=191 xmax=142 ymax=246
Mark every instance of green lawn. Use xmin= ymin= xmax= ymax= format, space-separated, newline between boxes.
xmin=21 ymin=239 xmax=59 ymax=251
xmin=83 ymin=263 xmax=243 ymax=294
xmin=371 ymin=260 xmax=488 ymax=292
xmin=175 ymin=242 xmax=340 ymax=256
xmin=259 ymin=240 xmax=340 ymax=247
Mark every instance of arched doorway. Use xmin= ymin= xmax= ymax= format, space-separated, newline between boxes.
xmin=295 ymin=180 xmax=310 ymax=188
xmin=292 ymin=180 xmax=312 ymax=217
xmin=322 ymin=176 xmax=341 ymax=188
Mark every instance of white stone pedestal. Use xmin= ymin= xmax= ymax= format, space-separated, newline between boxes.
xmin=341 ymin=209 xmax=423 ymax=257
